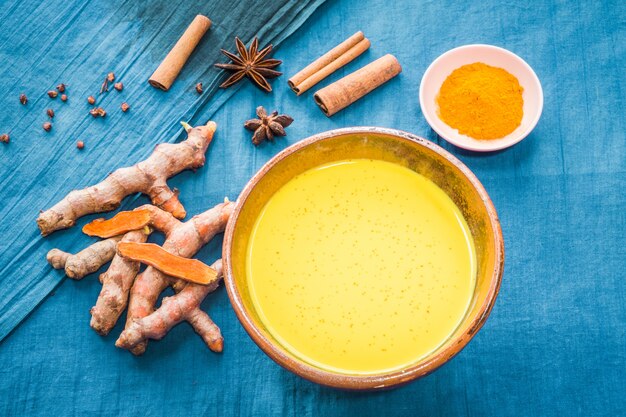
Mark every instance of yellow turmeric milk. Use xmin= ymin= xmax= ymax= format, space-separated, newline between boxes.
xmin=437 ymin=62 xmax=524 ymax=140
xmin=246 ymin=159 xmax=476 ymax=374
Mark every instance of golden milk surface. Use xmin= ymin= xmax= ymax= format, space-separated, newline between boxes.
xmin=246 ymin=159 xmax=476 ymax=374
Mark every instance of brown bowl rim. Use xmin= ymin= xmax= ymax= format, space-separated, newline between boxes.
xmin=223 ymin=127 xmax=504 ymax=390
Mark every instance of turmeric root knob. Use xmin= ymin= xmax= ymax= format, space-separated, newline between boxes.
xmin=37 ymin=121 xmax=217 ymax=236
xmin=47 ymin=236 xmax=122 ymax=279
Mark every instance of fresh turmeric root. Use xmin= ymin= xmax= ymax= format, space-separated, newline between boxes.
xmin=37 ymin=121 xmax=217 ymax=236
xmin=117 ymin=242 xmax=219 ymax=285
xmin=116 ymin=260 xmax=224 ymax=352
xmin=45 ymin=200 xmax=233 ymax=352
xmin=47 ymin=236 xmax=122 ymax=279
xmin=121 ymin=199 xmax=234 ymax=355
xmin=79 ymin=199 xmax=234 ymax=353
xmin=89 ymin=229 xmax=149 ymax=335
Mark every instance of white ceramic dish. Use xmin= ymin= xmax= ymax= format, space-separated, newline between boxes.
xmin=419 ymin=44 xmax=543 ymax=152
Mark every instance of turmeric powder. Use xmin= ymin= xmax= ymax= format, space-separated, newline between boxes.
xmin=436 ymin=62 xmax=524 ymax=140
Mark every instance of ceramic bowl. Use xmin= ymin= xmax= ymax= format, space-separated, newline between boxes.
xmin=419 ymin=44 xmax=543 ymax=152
xmin=223 ymin=127 xmax=504 ymax=390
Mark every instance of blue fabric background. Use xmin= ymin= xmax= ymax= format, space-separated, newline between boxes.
xmin=1 ymin=0 xmax=625 ymax=415
xmin=0 ymin=0 xmax=326 ymax=340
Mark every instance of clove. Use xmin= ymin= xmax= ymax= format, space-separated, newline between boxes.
xmin=90 ymin=107 xmax=107 ymax=118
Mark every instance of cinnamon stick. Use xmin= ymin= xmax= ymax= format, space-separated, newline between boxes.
xmin=288 ymin=31 xmax=370 ymax=95
xmin=313 ymin=54 xmax=402 ymax=117
xmin=149 ymin=15 xmax=212 ymax=91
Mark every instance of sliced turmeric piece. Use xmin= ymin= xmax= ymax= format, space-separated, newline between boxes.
xmin=83 ymin=209 xmax=152 ymax=238
xmin=117 ymin=242 xmax=218 ymax=285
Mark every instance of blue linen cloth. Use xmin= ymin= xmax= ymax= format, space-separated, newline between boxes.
xmin=0 ymin=0 xmax=326 ymax=340
xmin=1 ymin=0 xmax=625 ymax=415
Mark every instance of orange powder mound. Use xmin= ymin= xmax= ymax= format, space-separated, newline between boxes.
xmin=436 ymin=62 xmax=524 ymax=140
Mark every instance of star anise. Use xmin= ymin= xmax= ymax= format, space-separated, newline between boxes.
xmin=215 ymin=37 xmax=282 ymax=92
xmin=244 ymin=106 xmax=293 ymax=145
